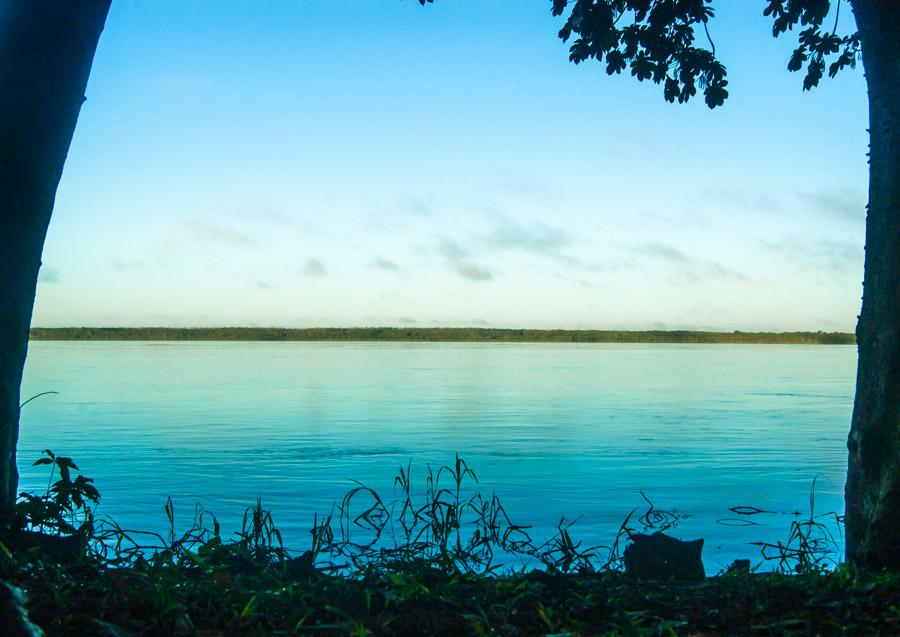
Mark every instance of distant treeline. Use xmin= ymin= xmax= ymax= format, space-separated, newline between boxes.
xmin=29 ymin=327 xmax=856 ymax=344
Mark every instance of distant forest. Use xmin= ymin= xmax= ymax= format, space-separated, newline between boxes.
xmin=29 ymin=327 xmax=855 ymax=344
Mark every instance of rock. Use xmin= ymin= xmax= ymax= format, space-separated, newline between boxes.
xmin=623 ymin=532 xmax=705 ymax=581
xmin=0 ymin=581 xmax=44 ymax=637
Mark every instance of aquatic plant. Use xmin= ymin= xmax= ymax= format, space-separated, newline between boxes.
xmin=749 ymin=478 xmax=844 ymax=574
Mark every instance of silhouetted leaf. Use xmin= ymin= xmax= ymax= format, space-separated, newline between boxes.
xmin=803 ymin=59 xmax=825 ymax=90
xmin=548 ymin=0 xmax=858 ymax=104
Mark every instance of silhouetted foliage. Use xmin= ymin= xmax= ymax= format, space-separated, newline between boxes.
xmin=4 ymin=452 xmax=895 ymax=635
xmin=14 ymin=450 xmax=98 ymax=538
xmin=547 ymin=0 xmax=859 ymax=107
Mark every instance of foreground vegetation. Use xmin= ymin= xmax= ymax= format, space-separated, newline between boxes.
xmin=2 ymin=452 xmax=897 ymax=635
xmin=5 ymin=551 xmax=898 ymax=636
xmin=29 ymin=327 xmax=856 ymax=345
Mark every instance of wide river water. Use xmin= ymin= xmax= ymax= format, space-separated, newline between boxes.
xmin=20 ymin=341 xmax=855 ymax=572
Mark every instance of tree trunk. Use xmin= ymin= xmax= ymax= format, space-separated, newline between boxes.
xmin=846 ymin=0 xmax=900 ymax=571
xmin=0 ymin=0 xmax=110 ymax=526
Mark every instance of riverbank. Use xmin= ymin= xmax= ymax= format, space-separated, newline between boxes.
xmin=29 ymin=327 xmax=855 ymax=344
xmin=7 ymin=451 xmax=886 ymax=635
xmin=3 ymin=550 xmax=897 ymax=635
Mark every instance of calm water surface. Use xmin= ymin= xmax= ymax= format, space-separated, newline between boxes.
xmin=20 ymin=341 xmax=855 ymax=571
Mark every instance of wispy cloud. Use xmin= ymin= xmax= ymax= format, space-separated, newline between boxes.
xmin=437 ymin=236 xmax=470 ymax=260
xmin=371 ymin=257 xmax=400 ymax=271
xmin=181 ymin=219 xmax=254 ymax=246
xmin=705 ymin=185 xmax=866 ymax=224
xmin=758 ymin=238 xmax=863 ymax=275
xmin=434 ymin=237 xmax=493 ymax=281
xmin=155 ymin=218 xmax=255 ymax=258
xmin=377 ymin=289 xmax=415 ymax=305
xmin=38 ymin=267 xmax=60 ymax=283
xmin=238 ymin=202 xmax=293 ymax=225
xmin=485 ymin=218 xmax=572 ymax=260
xmin=455 ymin=262 xmax=493 ymax=281
xmin=111 ymin=259 xmax=145 ymax=271
xmin=399 ymin=196 xmax=432 ymax=217
xmin=703 ymin=186 xmax=784 ymax=213
xmin=802 ymin=188 xmax=866 ymax=222
xmin=432 ymin=217 xmax=577 ymax=282
xmin=302 ymin=258 xmax=327 ymax=277
xmin=634 ymin=242 xmax=756 ymax=285
xmin=635 ymin=242 xmax=686 ymax=262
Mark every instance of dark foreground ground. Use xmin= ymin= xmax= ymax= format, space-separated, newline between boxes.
xmin=3 ymin=552 xmax=898 ymax=636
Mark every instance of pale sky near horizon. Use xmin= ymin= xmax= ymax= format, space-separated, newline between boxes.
xmin=33 ymin=0 xmax=869 ymax=332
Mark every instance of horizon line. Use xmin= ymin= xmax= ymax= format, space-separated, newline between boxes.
xmin=29 ymin=326 xmax=854 ymax=333
xmin=28 ymin=327 xmax=856 ymax=345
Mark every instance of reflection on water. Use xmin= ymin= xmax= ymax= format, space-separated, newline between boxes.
xmin=20 ymin=341 xmax=855 ymax=571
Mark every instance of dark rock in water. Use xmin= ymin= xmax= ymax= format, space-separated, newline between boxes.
xmin=727 ymin=558 xmax=752 ymax=574
xmin=0 ymin=581 xmax=44 ymax=637
xmin=623 ymin=532 xmax=705 ymax=581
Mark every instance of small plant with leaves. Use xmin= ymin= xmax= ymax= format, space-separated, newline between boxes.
xmin=14 ymin=449 xmax=100 ymax=538
xmin=237 ymin=498 xmax=287 ymax=562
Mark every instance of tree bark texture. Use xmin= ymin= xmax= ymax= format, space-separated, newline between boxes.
xmin=846 ymin=0 xmax=900 ymax=571
xmin=0 ymin=0 xmax=110 ymax=525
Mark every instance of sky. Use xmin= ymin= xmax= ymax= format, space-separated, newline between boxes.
xmin=33 ymin=0 xmax=869 ymax=331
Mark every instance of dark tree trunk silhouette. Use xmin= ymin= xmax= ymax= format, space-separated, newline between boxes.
xmin=846 ymin=0 xmax=900 ymax=571
xmin=0 ymin=0 xmax=110 ymax=525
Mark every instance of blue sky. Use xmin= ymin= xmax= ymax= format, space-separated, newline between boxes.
xmin=33 ymin=0 xmax=868 ymax=331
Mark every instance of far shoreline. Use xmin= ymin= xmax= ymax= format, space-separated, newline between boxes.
xmin=28 ymin=327 xmax=856 ymax=345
